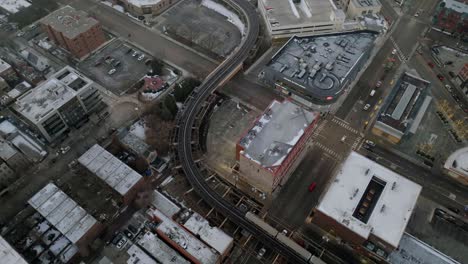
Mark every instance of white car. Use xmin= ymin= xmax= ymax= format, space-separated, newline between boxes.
xmin=391 ymin=49 xmax=397 ymax=55
xmin=365 ymin=140 xmax=376 ymax=147
xmin=257 ymin=248 xmax=266 ymax=259
xmin=138 ymin=54 xmax=145 ymax=61
xmin=363 ymin=104 xmax=371 ymax=111
xmin=108 ymin=69 xmax=116 ymax=75
xmin=132 ymin=51 xmax=139 ymax=57
xmin=116 ymin=238 xmax=127 ymax=250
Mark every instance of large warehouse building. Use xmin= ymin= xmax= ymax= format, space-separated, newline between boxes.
xmin=313 ymin=152 xmax=421 ymax=261
xmin=236 ymin=100 xmax=319 ymax=194
xmin=262 ymin=31 xmax=377 ymax=106
xmin=372 ymin=72 xmax=431 ymax=144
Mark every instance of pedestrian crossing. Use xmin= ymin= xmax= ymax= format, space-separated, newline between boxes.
xmin=331 ymin=117 xmax=359 ymax=134
xmin=312 ymin=119 xmax=328 ymax=137
xmin=314 ymin=142 xmax=343 ymax=161
xmin=390 ymin=36 xmax=408 ymax=62
xmin=352 ymin=136 xmax=363 ymax=150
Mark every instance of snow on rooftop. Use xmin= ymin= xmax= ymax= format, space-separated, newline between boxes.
xmin=136 ymin=232 xmax=190 ymax=264
xmin=201 ymin=0 xmax=245 ymax=34
xmin=148 ymin=209 xmax=219 ymax=264
xmin=0 ymin=235 xmax=28 ymax=264
xmin=126 ymin=0 xmax=161 ymax=7
xmin=78 ymin=144 xmax=143 ymax=196
xmin=151 ymin=191 xmax=181 ymax=218
xmin=40 ymin=6 xmax=100 ymax=39
xmin=388 ymin=233 xmax=461 ymax=264
xmin=0 ymin=138 xmax=18 ymax=161
xmin=129 ymin=120 xmax=147 ymax=140
xmin=239 ymin=100 xmax=318 ymax=169
xmin=0 ymin=0 xmax=31 ymax=14
xmin=28 ymin=183 xmax=98 ymax=243
xmin=444 ymin=147 xmax=468 ymax=178
xmin=0 ymin=120 xmax=47 ymax=161
xmin=183 ymin=212 xmax=233 ymax=254
xmin=317 ymin=152 xmax=421 ymax=248
xmin=0 ymin=58 xmax=12 ymax=73
xmin=442 ymin=0 xmax=468 ymax=14
xmin=127 ymin=244 xmax=157 ymax=264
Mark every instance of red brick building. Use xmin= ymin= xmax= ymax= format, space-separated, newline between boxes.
xmin=40 ymin=6 xmax=106 ymax=59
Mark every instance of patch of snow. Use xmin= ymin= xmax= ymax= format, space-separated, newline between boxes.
xmin=201 ymin=0 xmax=245 ymax=35
xmin=141 ymin=90 xmax=162 ymax=101
xmin=129 ymin=120 xmax=147 ymax=140
xmin=38 ymin=40 xmax=52 ymax=50
xmin=287 ymin=0 xmax=300 ymax=18
xmin=113 ymin=5 xmax=124 ymax=12
xmin=0 ymin=0 xmax=31 ymax=14
xmin=176 ymin=102 xmax=183 ymax=109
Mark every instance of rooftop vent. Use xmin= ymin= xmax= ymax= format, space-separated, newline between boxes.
xmin=391 ymin=182 xmax=396 ymax=190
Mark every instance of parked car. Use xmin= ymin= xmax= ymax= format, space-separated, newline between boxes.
xmin=391 ymin=49 xmax=397 ymax=55
xmin=365 ymin=140 xmax=376 ymax=147
xmin=376 ymin=80 xmax=382 ymax=88
xmin=108 ymin=69 xmax=116 ymax=75
xmin=116 ymin=237 xmax=127 ymax=250
xmin=138 ymin=54 xmax=145 ymax=61
xmin=257 ymin=248 xmax=266 ymax=259
xmin=363 ymin=104 xmax=371 ymax=111
xmin=111 ymin=233 xmax=123 ymax=245
xmin=308 ymin=182 xmax=317 ymax=192
xmin=370 ymin=89 xmax=376 ymax=97
xmin=437 ymin=74 xmax=444 ymax=81
xmin=132 ymin=51 xmax=139 ymax=57
xmin=427 ymin=62 xmax=435 ymax=68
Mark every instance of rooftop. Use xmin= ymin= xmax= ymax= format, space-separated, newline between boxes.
xmin=149 ymin=209 xmax=219 ymax=264
xmin=151 ymin=190 xmax=181 ymax=218
xmin=444 ymin=147 xmax=468 ymax=178
xmin=0 ymin=58 xmax=11 ymax=73
xmin=265 ymin=32 xmax=377 ymax=100
xmin=28 ymin=183 xmax=98 ymax=243
xmin=127 ymin=0 xmax=162 ymax=8
xmin=183 ymin=212 xmax=233 ymax=254
xmin=0 ymin=0 xmax=31 ymax=14
xmin=40 ymin=6 xmax=100 ymax=39
xmin=351 ymin=0 xmax=381 ymax=8
xmin=441 ymin=0 xmax=468 ymax=13
xmin=239 ymin=100 xmax=318 ymax=170
xmin=78 ymin=144 xmax=143 ymax=196
xmin=261 ymin=0 xmax=336 ymax=28
xmin=0 ymin=236 xmax=28 ymax=264
xmin=119 ymin=130 xmax=151 ymax=158
xmin=387 ymin=233 xmax=461 ymax=264
xmin=0 ymin=120 xmax=47 ymax=161
xmin=0 ymin=138 xmax=18 ymax=161
xmin=376 ymin=72 xmax=431 ymax=135
xmin=316 ymin=152 xmax=421 ymax=248
xmin=136 ymin=232 xmax=190 ymax=264
xmin=13 ymin=66 xmax=91 ymax=124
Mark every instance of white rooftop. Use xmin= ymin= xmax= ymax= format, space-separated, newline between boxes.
xmin=0 ymin=0 xmax=31 ymax=14
xmin=239 ymin=100 xmax=318 ymax=169
xmin=0 ymin=235 xmax=28 ymax=264
xmin=148 ymin=209 xmax=219 ymax=264
xmin=13 ymin=66 xmax=91 ymax=124
xmin=442 ymin=0 xmax=468 ymax=14
xmin=28 ymin=183 xmax=98 ymax=243
xmin=444 ymin=147 xmax=468 ymax=178
xmin=127 ymin=244 xmax=157 ymax=264
xmin=351 ymin=0 xmax=381 ymax=8
xmin=0 ymin=120 xmax=47 ymax=161
xmin=317 ymin=152 xmax=421 ymax=248
xmin=183 ymin=212 xmax=233 ymax=254
xmin=136 ymin=232 xmax=190 ymax=264
xmin=261 ymin=0 xmax=336 ymax=26
xmin=126 ymin=0 xmax=162 ymax=7
xmin=0 ymin=58 xmax=11 ymax=73
xmin=78 ymin=144 xmax=143 ymax=196
xmin=151 ymin=191 xmax=181 ymax=218
xmin=0 ymin=138 xmax=18 ymax=161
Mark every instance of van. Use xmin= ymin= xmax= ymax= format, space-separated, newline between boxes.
xmin=370 ymin=90 xmax=376 ymax=97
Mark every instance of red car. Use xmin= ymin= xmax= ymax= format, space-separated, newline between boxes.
xmin=308 ymin=182 xmax=317 ymax=192
xmin=428 ymin=62 xmax=435 ymax=68
xmin=437 ymin=74 xmax=445 ymax=81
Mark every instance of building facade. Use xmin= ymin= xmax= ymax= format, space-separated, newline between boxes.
xmin=432 ymin=0 xmax=468 ymax=37
xmin=122 ymin=0 xmax=179 ymax=17
xmin=346 ymin=0 xmax=382 ymax=18
xmin=13 ymin=66 xmax=105 ymax=142
xmin=40 ymin=6 xmax=106 ymax=58
xmin=236 ymin=100 xmax=319 ymax=194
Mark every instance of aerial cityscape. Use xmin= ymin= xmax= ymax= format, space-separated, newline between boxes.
xmin=0 ymin=0 xmax=466 ymax=263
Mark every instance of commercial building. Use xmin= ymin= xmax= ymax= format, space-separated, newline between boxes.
xmin=0 ymin=137 xmax=31 ymax=170
xmin=131 ymin=232 xmax=190 ymax=264
xmin=432 ymin=0 xmax=468 ymax=36
xmin=340 ymin=0 xmax=382 ymax=18
xmin=78 ymin=144 xmax=146 ymax=205
xmin=444 ymin=147 xmax=468 ymax=185
xmin=263 ymin=31 xmax=377 ymax=106
xmin=0 ymin=120 xmax=47 ymax=162
xmin=313 ymin=152 xmax=422 ymax=260
xmin=40 ymin=6 xmax=106 ymax=58
xmin=236 ymin=100 xmax=319 ymax=194
xmin=258 ymin=0 xmax=346 ymax=40
xmin=13 ymin=66 xmax=104 ymax=142
xmin=0 ymin=235 xmax=28 ymax=264
xmin=122 ymin=0 xmax=179 ymax=16
xmin=372 ymin=72 xmax=431 ymax=144
xmin=147 ymin=208 xmax=221 ymax=264
xmin=0 ymin=58 xmax=14 ymax=78
xmin=118 ymin=129 xmax=157 ymax=163
xmin=28 ymin=183 xmax=104 ymax=256
xmin=150 ymin=190 xmax=181 ymax=218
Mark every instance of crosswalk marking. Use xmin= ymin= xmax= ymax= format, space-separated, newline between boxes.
xmin=331 ymin=117 xmax=359 ymax=134
xmin=314 ymin=142 xmax=343 ymax=160
xmin=390 ymin=36 xmax=408 ymax=62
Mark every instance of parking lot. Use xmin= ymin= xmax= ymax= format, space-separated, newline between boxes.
xmin=78 ymin=39 xmax=151 ymax=95
xmin=156 ymin=0 xmax=242 ymax=58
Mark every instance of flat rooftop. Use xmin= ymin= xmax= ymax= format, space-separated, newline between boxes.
xmin=239 ymin=100 xmax=318 ymax=169
xmin=13 ymin=66 xmax=91 ymax=124
xmin=444 ymin=147 xmax=468 ymax=178
xmin=317 ymin=152 xmax=421 ymax=248
xmin=351 ymin=0 xmax=381 ymax=8
xmin=442 ymin=0 xmax=468 ymax=13
xmin=119 ymin=130 xmax=151 ymax=157
xmin=149 ymin=209 xmax=219 ymax=264
xmin=266 ymin=32 xmax=376 ymax=100
xmin=151 ymin=190 xmax=181 ymax=218
xmin=183 ymin=212 xmax=233 ymax=254
xmin=0 ymin=236 xmax=28 ymax=264
xmin=261 ymin=0 xmax=334 ymax=27
xmin=78 ymin=144 xmax=143 ymax=196
xmin=0 ymin=58 xmax=11 ymax=73
xmin=28 ymin=183 xmax=98 ymax=244
xmin=376 ymin=72 xmax=430 ymax=134
xmin=127 ymin=0 xmax=162 ymax=7
xmin=41 ymin=6 xmax=100 ymax=39
xmin=136 ymin=232 xmax=190 ymax=264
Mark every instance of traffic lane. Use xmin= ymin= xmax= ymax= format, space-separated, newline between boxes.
xmin=269 ymin=149 xmax=337 ymax=230
xmin=379 ymin=0 xmax=399 ymax=24
xmin=391 ymin=15 xmax=427 ymax=57
xmin=62 ymin=0 xmax=217 ymax=76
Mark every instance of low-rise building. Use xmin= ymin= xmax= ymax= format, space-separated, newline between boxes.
xmin=372 ymin=72 xmax=431 ymax=144
xmin=0 ymin=235 xmax=28 ymax=264
xmin=313 ymin=151 xmax=421 ymax=261
xmin=133 ymin=231 xmax=190 ymax=264
xmin=338 ymin=0 xmax=382 ymax=18
xmin=78 ymin=144 xmax=146 ymax=205
xmin=432 ymin=0 xmax=468 ymax=36
xmin=28 ymin=183 xmax=104 ymax=256
xmin=12 ymin=66 xmax=104 ymax=142
xmin=151 ymin=190 xmax=181 ymax=218
xmin=236 ymin=100 xmax=319 ymax=194
xmin=118 ymin=129 xmax=157 ymax=163
xmin=444 ymin=147 xmax=468 ymax=185
xmin=0 ymin=161 xmax=15 ymax=187
xmin=0 ymin=137 xmax=31 ymax=170
xmin=40 ymin=6 xmax=107 ymax=59
xmin=263 ymin=31 xmax=377 ymax=106
xmin=122 ymin=0 xmax=179 ymax=17
xmin=0 ymin=120 xmax=47 ymax=162
xmin=0 ymin=58 xmax=14 ymax=79
xmin=258 ymin=0 xmax=346 ymax=40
